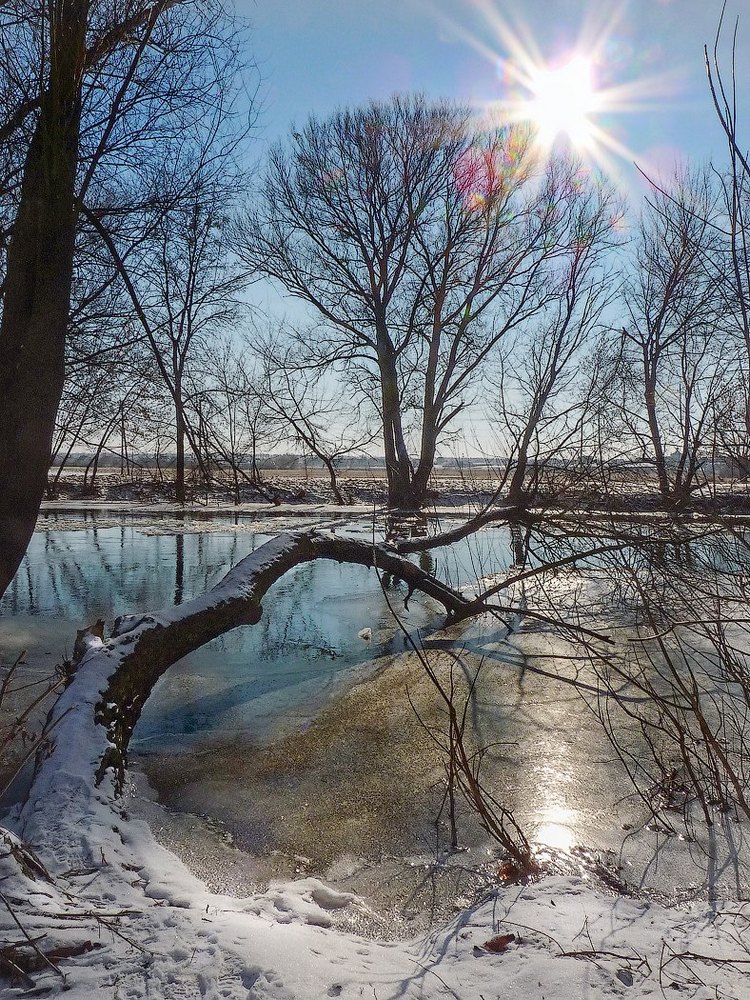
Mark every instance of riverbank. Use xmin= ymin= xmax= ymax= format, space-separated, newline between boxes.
xmin=42 ymin=467 xmax=750 ymax=517
xmin=2 ymin=512 xmax=750 ymax=996
xmin=134 ymin=609 xmax=750 ymax=929
xmin=3 ymin=629 xmax=750 ymax=999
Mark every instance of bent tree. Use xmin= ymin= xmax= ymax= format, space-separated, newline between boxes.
xmin=18 ymin=523 xmax=624 ymax=880
xmin=235 ymin=96 xmax=618 ymax=509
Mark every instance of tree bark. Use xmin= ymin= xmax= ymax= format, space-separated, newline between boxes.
xmin=0 ymin=2 xmax=88 ymax=598
xmin=175 ymin=386 xmax=186 ymax=504
xmin=378 ymin=353 xmax=416 ymax=509
xmin=507 ymin=412 xmax=542 ymax=505
xmin=411 ymin=415 xmax=438 ymax=504
xmin=644 ymin=371 xmax=672 ymax=501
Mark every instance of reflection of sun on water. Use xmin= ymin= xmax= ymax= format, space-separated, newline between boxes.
xmin=532 ymin=762 xmax=577 ymax=853
xmin=536 ymin=809 xmax=576 ymax=853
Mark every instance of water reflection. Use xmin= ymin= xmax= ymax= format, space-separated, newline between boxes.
xmin=4 ymin=510 xmax=750 ymax=901
xmin=8 ymin=511 xmax=747 ymax=647
xmin=0 ymin=515 xmax=444 ymax=748
xmin=509 ymin=520 xmax=531 ymax=570
xmin=533 ymin=760 xmax=577 ymax=853
xmin=175 ymin=520 xmax=185 ymax=605
xmin=1 ymin=521 xmax=261 ymax=622
xmin=384 ymin=512 xmax=430 ymax=542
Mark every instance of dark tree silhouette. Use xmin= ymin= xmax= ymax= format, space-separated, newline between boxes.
xmin=235 ymin=96 xmax=615 ymax=509
xmin=0 ymin=1 xmax=246 ymax=595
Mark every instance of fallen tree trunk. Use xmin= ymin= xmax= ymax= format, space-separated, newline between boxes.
xmin=18 ymin=526 xmax=615 ymax=859
xmin=0 ymin=525 xmax=621 ymax=988
xmin=20 ymin=530 xmax=470 ymax=848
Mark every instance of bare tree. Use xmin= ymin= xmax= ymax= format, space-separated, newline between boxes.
xmin=0 ymin=0 xmax=91 ymax=597
xmin=0 ymin=0 xmax=249 ymax=596
xmin=197 ymin=339 xmax=280 ymax=504
xmin=616 ymin=169 xmax=728 ymax=503
xmin=89 ymin=171 xmax=249 ymax=501
xmin=704 ymin=11 xmax=750 ymax=479
xmin=589 ymin=528 xmax=750 ymax=837
xmin=261 ymin=335 xmax=376 ymax=504
xmin=490 ymin=189 xmax=621 ymax=503
xmin=234 ymin=96 xmax=619 ymax=509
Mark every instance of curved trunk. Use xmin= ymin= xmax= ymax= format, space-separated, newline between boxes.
xmin=322 ymin=455 xmax=344 ymax=504
xmin=506 ymin=388 xmax=551 ymax=505
xmin=507 ymin=435 xmax=533 ymax=505
xmin=21 ymin=531 xmax=470 ymax=828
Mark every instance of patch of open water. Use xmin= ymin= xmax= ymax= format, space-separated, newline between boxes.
xmin=1 ymin=510 xmax=748 ymax=924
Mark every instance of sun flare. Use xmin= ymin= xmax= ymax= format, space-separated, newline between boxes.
xmin=527 ymin=55 xmax=600 ymax=150
xmin=434 ymin=1 xmax=679 ymax=179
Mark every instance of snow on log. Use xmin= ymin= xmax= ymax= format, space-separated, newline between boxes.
xmin=19 ymin=530 xmax=470 ymax=849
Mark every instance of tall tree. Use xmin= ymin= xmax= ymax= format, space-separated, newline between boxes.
xmin=617 ymin=170 xmax=728 ymax=502
xmin=0 ymin=0 xmax=90 ymax=597
xmin=89 ymin=171 xmax=248 ymax=502
xmin=705 ymin=14 xmax=750 ymax=476
xmin=492 ymin=188 xmax=621 ymax=503
xmin=235 ymin=96 xmax=617 ymax=509
xmin=0 ymin=0 xmax=246 ymax=595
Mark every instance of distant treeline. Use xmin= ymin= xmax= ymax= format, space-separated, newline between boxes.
xmin=51 ymin=454 xmax=505 ymax=472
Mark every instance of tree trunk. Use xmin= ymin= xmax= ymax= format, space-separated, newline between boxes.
xmin=506 ymin=388 xmax=552 ymax=505
xmin=378 ymin=353 xmax=415 ymax=509
xmin=323 ymin=455 xmax=344 ymax=505
xmin=175 ymin=391 xmax=186 ymax=504
xmin=251 ymin=433 xmax=260 ymax=483
xmin=0 ymin=2 xmax=88 ymax=598
xmin=507 ymin=425 xmax=536 ymax=504
xmin=30 ymin=531 xmax=470 ymax=796
xmin=83 ymin=410 xmax=119 ymax=490
xmin=411 ymin=313 xmax=442 ymax=504
xmin=644 ymin=372 xmax=671 ymax=501
xmin=411 ymin=417 xmax=438 ymax=504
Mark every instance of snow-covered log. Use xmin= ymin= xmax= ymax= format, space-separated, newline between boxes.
xmin=5 ymin=531 xmax=749 ymax=998
xmin=18 ymin=530 xmax=470 ymax=851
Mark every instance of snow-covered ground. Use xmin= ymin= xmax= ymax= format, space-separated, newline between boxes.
xmin=3 ymin=807 xmax=750 ymax=999
xmin=2 ymin=522 xmax=750 ymax=998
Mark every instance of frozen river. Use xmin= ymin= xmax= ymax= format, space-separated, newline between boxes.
xmin=0 ymin=511 xmax=499 ymax=747
xmin=2 ymin=509 xmax=749 ymax=921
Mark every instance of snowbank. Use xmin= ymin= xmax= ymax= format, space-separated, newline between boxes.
xmin=3 ymin=809 xmax=749 ymax=999
xmin=2 ymin=531 xmax=749 ymax=998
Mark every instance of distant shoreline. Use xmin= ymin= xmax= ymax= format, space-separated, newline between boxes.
xmin=37 ymin=468 xmax=750 ymax=526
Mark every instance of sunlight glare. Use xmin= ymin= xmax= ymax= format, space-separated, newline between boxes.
xmin=433 ymin=0 xmax=682 ymax=180
xmin=536 ymin=819 xmax=575 ymax=853
xmin=528 ymin=55 xmax=600 ymax=149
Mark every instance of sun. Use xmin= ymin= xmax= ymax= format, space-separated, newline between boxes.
xmin=429 ymin=1 xmax=681 ymax=180
xmin=527 ymin=55 xmax=600 ymax=150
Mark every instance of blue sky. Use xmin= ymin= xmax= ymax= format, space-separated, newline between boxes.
xmin=239 ymin=0 xmax=743 ymax=191
xmin=234 ymin=1 xmax=748 ymax=453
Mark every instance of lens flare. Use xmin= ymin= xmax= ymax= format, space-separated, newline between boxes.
xmin=428 ymin=0 xmax=683 ymax=181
